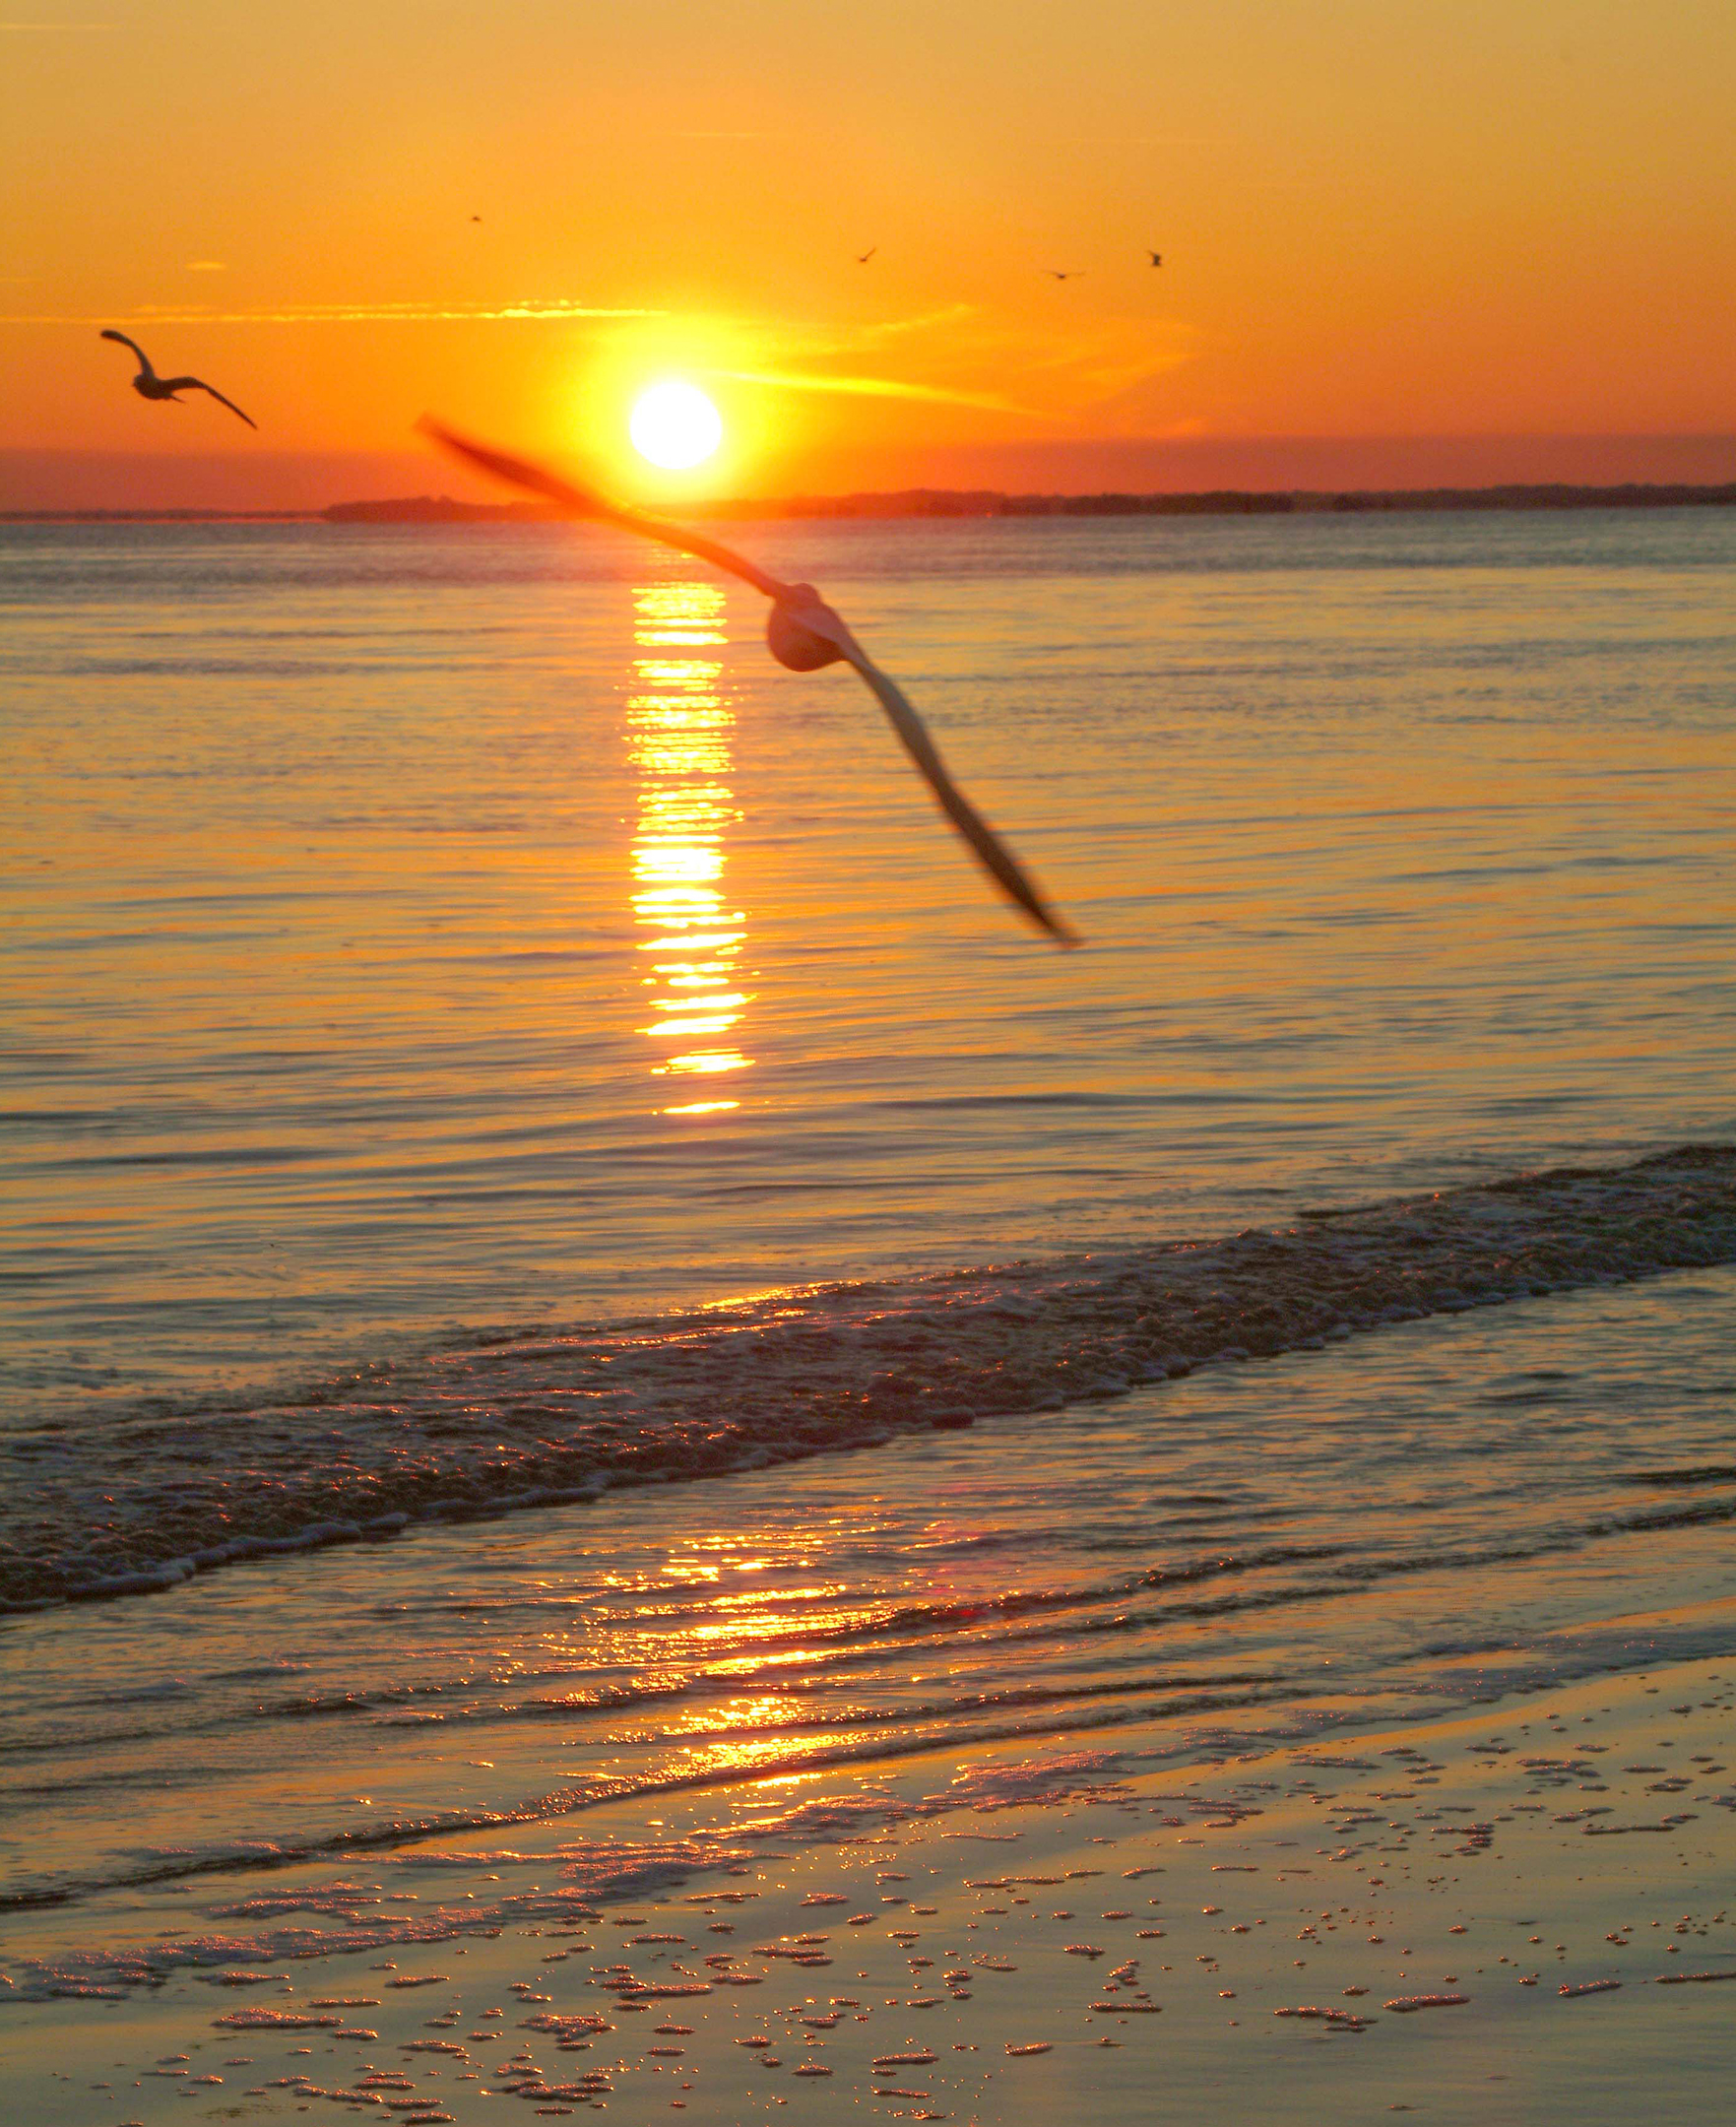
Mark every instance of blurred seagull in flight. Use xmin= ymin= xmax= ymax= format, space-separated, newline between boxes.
xmin=419 ymin=418 xmax=1080 ymax=947
xmin=857 ymin=245 xmax=877 ymax=262
xmin=1046 ymin=268 xmax=1084 ymax=281
xmin=99 ymin=331 xmax=257 ymax=427
xmin=1147 ymin=249 xmax=1163 ymax=266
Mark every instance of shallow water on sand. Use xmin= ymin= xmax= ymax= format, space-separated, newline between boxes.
xmin=4 ymin=1264 xmax=1735 ymax=1918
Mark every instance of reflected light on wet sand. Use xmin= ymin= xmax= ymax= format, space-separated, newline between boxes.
xmin=626 ymin=580 xmax=754 ymax=1113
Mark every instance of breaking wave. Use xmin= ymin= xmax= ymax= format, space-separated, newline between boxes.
xmin=4 ymin=1143 xmax=1733 ymax=1612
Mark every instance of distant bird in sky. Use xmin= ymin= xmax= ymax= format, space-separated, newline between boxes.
xmin=1046 ymin=268 xmax=1084 ymax=281
xmin=1147 ymin=249 xmax=1163 ymax=267
xmin=471 ymin=215 xmax=482 ymax=223
xmin=418 ymin=418 xmax=1080 ymax=948
xmin=857 ymin=245 xmax=877 ymax=263
xmin=99 ymin=331 xmax=256 ymax=428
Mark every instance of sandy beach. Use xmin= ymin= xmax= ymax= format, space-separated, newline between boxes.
xmin=7 ymin=1644 xmax=1732 ymax=2126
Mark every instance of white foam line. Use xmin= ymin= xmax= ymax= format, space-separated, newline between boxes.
xmin=7 ymin=1145 xmax=1734 ymax=1614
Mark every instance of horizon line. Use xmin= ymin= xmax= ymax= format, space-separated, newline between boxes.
xmin=7 ymin=475 xmax=1735 ymax=525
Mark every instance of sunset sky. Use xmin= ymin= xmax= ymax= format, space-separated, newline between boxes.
xmin=4 ymin=0 xmax=1733 ymax=504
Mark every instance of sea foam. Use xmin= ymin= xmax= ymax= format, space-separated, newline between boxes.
xmin=4 ymin=1144 xmax=1733 ymax=1612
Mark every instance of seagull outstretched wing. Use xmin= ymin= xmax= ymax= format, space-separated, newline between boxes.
xmin=161 ymin=377 xmax=258 ymax=429
xmin=99 ymin=329 xmax=155 ymax=380
xmin=418 ymin=418 xmax=1079 ymax=947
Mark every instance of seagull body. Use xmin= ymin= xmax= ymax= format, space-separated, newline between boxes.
xmin=1148 ymin=249 xmax=1163 ymax=267
xmin=857 ymin=245 xmax=876 ymax=262
xmin=1047 ymin=268 xmax=1084 ymax=281
xmin=419 ymin=418 xmax=1079 ymax=947
xmin=99 ymin=331 xmax=257 ymax=428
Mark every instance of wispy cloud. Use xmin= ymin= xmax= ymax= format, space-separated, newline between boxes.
xmin=750 ymin=301 xmax=1195 ymax=425
xmin=0 ymin=299 xmax=664 ymax=325
xmin=779 ymin=305 xmax=983 ymax=362
xmin=715 ymin=367 xmax=1038 ymax=416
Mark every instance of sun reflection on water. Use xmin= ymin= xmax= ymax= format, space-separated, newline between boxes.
xmin=626 ymin=580 xmax=753 ymax=1112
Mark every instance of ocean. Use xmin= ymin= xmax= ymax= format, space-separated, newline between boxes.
xmin=2 ymin=507 xmax=1734 ymax=1961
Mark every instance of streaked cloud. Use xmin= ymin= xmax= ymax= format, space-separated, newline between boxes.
xmin=781 ymin=305 xmax=983 ymax=360
xmin=741 ymin=302 xmax=1196 ymax=427
xmin=715 ymin=367 xmax=1037 ymax=416
xmin=0 ymin=299 xmax=664 ymax=325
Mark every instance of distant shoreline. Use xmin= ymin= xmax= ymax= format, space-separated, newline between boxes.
xmin=4 ymin=479 xmax=1735 ymax=524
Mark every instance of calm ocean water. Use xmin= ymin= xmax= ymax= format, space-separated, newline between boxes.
xmin=2 ymin=509 xmax=1734 ymax=1939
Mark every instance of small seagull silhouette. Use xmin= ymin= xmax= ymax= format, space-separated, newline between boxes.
xmin=857 ymin=245 xmax=877 ymax=263
xmin=99 ymin=331 xmax=256 ymax=428
xmin=1148 ymin=249 xmax=1163 ymax=267
xmin=1046 ymin=269 xmax=1084 ymax=281
xmin=471 ymin=215 xmax=482 ymax=223
xmin=418 ymin=418 xmax=1080 ymax=947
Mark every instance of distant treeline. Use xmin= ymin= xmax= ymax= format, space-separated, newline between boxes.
xmin=321 ymin=495 xmax=549 ymax=524
xmin=9 ymin=482 xmax=1734 ymax=525
xmin=0 ymin=508 xmax=318 ymax=522
xmin=319 ymin=482 xmax=1736 ymax=525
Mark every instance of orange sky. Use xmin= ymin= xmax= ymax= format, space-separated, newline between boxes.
xmin=3 ymin=0 xmax=1733 ymax=501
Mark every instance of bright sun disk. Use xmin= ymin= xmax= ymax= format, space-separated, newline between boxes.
xmin=630 ymin=380 xmax=723 ymax=470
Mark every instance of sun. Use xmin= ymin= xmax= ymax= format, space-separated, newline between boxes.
xmin=629 ymin=380 xmax=724 ymax=471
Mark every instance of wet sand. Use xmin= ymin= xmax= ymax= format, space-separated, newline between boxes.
xmin=5 ymin=1650 xmax=1732 ymax=2125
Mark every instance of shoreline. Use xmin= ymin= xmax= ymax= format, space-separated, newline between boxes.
xmin=4 ymin=1651 xmax=1731 ymax=2123
xmin=9 ymin=1143 xmax=1735 ymax=1617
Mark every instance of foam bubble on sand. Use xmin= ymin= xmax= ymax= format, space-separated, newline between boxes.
xmin=5 ymin=1661 xmax=1734 ymax=2122
xmin=2 ymin=1753 xmax=1136 ymax=2002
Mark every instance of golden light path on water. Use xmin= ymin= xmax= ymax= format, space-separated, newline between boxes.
xmin=625 ymin=580 xmax=753 ymax=1114
xmin=615 ymin=525 xmax=1079 ymax=1784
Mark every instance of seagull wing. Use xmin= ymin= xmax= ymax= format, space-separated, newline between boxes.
xmin=803 ymin=603 xmax=1080 ymax=948
xmin=100 ymin=329 xmax=154 ymax=379
xmin=419 ymin=418 xmax=789 ymax=599
xmin=421 ymin=419 xmax=1080 ymax=946
xmin=176 ymin=378 xmax=258 ymax=428
xmin=860 ymin=656 xmax=1079 ymax=946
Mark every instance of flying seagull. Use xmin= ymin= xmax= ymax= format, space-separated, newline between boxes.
xmin=418 ymin=418 xmax=1079 ymax=947
xmin=857 ymin=245 xmax=877 ymax=263
xmin=1046 ymin=269 xmax=1084 ymax=281
xmin=99 ymin=331 xmax=257 ymax=428
xmin=1148 ymin=249 xmax=1163 ymax=267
